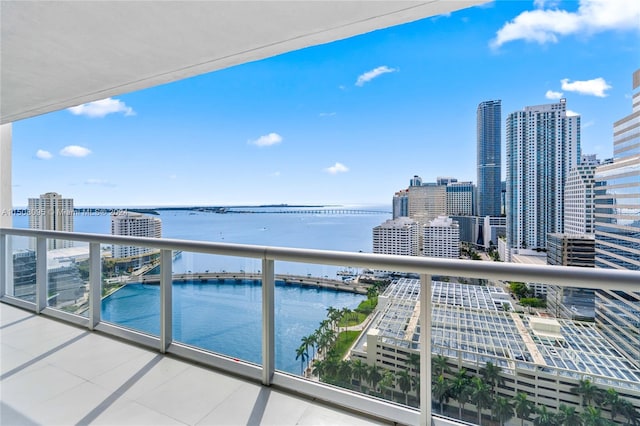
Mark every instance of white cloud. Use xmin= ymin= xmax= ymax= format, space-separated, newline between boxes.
xmin=324 ymin=162 xmax=349 ymax=174
xmin=545 ymin=90 xmax=564 ymax=100
xmin=270 ymin=171 xmax=281 ymax=177
xmin=168 ymin=174 xmax=177 ymax=180
xmin=319 ymin=112 xmax=336 ymax=117
xmin=60 ymin=145 xmax=91 ymax=157
xmin=68 ymin=97 xmax=135 ymax=118
xmin=561 ymin=77 xmax=612 ymax=97
xmin=249 ymin=132 xmax=283 ymax=147
xmin=35 ymin=149 xmax=53 ymax=160
xmin=491 ymin=0 xmax=640 ymax=48
xmin=355 ymin=66 xmax=398 ymax=87
xmin=566 ymin=109 xmax=580 ymax=117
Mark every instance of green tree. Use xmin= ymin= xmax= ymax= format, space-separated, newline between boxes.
xmin=452 ymin=368 xmax=472 ymax=419
xmin=337 ymin=360 xmax=352 ymax=386
xmin=480 ymin=361 xmax=504 ymax=394
xmin=571 ymin=379 xmax=603 ymax=407
xmin=312 ymin=359 xmax=325 ymax=381
xmin=432 ymin=354 xmax=451 ymax=377
xmin=380 ymin=370 xmax=395 ymax=401
xmin=367 ymin=364 xmax=382 ymax=394
xmin=581 ymin=405 xmax=607 ymax=426
xmin=620 ymin=398 xmax=640 ymax=425
xmin=407 ymin=352 xmax=420 ymax=377
xmin=351 ymin=359 xmax=368 ymax=393
xmin=556 ymin=403 xmax=582 ymax=426
xmin=432 ymin=374 xmax=451 ymax=414
xmin=396 ymin=369 xmax=412 ymax=406
xmin=492 ymin=396 xmax=514 ymax=426
xmin=295 ymin=345 xmax=308 ymax=376
xmin=602 ymin=388 xmax=625 ymax=423
xmin=533 ymin=405 xmax=557 ymax=426
xmin=513 ymin=392 xmax=534 ymax=426
xmin=470 ymin=376 xmax=493 ymax=425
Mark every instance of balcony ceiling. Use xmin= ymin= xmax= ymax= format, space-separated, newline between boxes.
xmin=0 ymin=1 xmax=485 ymax=125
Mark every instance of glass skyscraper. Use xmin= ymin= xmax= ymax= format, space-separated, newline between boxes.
xmin=477 ymin=100 xmax=502 ymax=217
xmin=594 ymin=69 xmax=640 ymax=367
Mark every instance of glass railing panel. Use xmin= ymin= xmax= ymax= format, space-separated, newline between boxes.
xmin=8 ymin=235 xmax=37 ymax=303
xmin=278 ymin=263 xmax=420 ymax=408
xmin=45 ymin=238 xmax=90 ymax=314
xmin=427 ymin=276 xmax=640 ymax=426
xmin=171 ymin=251 xmax=263 ymax=365
xmin=100 ymin=244 xmax=161 ymax=336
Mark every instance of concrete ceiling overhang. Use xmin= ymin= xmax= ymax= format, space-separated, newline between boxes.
xmin=0 ymin=1 xmax=485 ymax=125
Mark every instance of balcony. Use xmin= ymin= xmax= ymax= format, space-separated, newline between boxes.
xmin=2 ymin=228 xmax=639 ymax=426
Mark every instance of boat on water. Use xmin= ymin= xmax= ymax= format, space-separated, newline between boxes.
xmin=337 ymin=267 xmax=357 ymax=279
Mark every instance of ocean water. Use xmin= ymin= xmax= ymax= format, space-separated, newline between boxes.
xmin=12 ymin=206 xmax=391 ymax=375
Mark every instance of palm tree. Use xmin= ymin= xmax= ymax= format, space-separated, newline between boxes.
xmin=323 ymin=357 xmax=339 ymax=380
xmin=432 ymin=374 xmax=451 ymax=414
xmin=295 ymin=345 xmax=308 ymax=376
xmin=469 ymin=376 xmax=493 ymax=425
xmin=451 ymin=368 xmax=472 ymax=419
xmin=571 ymin=379 xmax=602 ymax=407
xmin=396 ymin=369 xmax=412 ymax=406
xmin=513 ymin=392 xmax=534 ymax=426
xmin=533 ymin=405 xmax=557 ymax=426
xmin=620 ymin=399 xmax=640 ymax=426
xmin=380 ymin=370 xmax=395 ymax=401
xmin=411 ymin=374 xmax=421 ymax=404
xmin=480 ymin=361 xmax=504 ymax=395
xmin=351 ymin=359 xmax=368 ymax=393
xmin=367 ymin=364 xmax=382 ymax=394
xmin=581 ymin=405 xmax=606 ymax=426
xmin=300 ymin=334 xmax=315 ymax=369
xmin=337 ymin=360 xmax=352 ymax=387
xmin=492 ymin=396 xmax=514 ymax=426
xmin=603 ymin=388 xmax=625 ymax=423
xmin=407 ymin=352 xmax=420 ymax=377
xmin=557 ymin=403 xmax=582 ymax=426
xmin=432 ymin=354 xmax=450 ymax=377
xmin=312 ymin=359 xmax=325 ymax=381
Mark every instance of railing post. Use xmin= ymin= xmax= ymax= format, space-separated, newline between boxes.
xmin=88 ymin=242 xmax=101 ymax=330
xmin=420 ymin=273 xmax=432 ymax=426
xmin=35 ymin=237 xmax=47 ymax=313
xmin=160 ymin=249 xmax=173 ymax=353
xmin=262 ymin=258 xmax=275 ymax=385
xmin=0 ymin=232 xmax=6 ymax=298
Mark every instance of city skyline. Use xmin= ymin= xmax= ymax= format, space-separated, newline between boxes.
xmin=11 ymin=0 xmax=640 ymax=207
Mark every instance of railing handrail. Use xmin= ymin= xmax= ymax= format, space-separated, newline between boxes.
xmin=2 ymin=227 xmax=639 ymax=290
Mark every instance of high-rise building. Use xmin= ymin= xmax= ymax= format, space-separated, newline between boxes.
xmin=372 ymin=217 xmax=420 ymax=256
xmin=446 ymin=181 xmax=475 ymax=216
xmin=477 ymin=100 xmax=502 ymax=217
xmin=408 ymin=183 xmax=446 ymax=223
xmin=546 ymin=233 xmax=596 ymax=321
xmin=506 ymin=99 xmax=580 ymax=257
xmin=111 ymin=212 xmax=162 ymax=259
xmin=594 ymin=69 xmax=640 ymax=367
xmin=392 ymin=190 xmax=409 ymax=219
xmin=564 ymin=155 xmax=600 ymax=235
xmin=422 ymin=216 xmax=460 ymax=259
xmin=28 ymin=192 xmax=74 ymax=249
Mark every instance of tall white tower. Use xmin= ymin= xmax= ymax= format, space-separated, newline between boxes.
xmin=27 ymin=192 xmax=74 ymax=249
xmin=506 ymin=99 xmax=580 ymax=257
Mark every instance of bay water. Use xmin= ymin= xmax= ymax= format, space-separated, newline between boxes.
xmin=12 ymin=206 xmax=391 ymax=374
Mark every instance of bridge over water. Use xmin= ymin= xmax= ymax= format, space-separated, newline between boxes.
xmin=126 ymin=271 xmax=368 ymax=294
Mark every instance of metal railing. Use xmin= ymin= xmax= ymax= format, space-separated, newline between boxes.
xmin=1 ymin=227 xmax=639 ymax=426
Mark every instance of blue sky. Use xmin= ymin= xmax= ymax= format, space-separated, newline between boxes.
xmin=12 ymin=0 xmax=640 ymax=207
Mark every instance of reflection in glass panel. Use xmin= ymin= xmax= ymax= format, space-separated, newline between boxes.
xmin=10 ymin=236 xmax=36 ymax=302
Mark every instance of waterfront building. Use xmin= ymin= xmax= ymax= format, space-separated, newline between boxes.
xmin=111 ymin=212 xmax=162 ymax=259
xmin=392 ymin=189 xmax=409 ymax=219
xmin=28 ymin=192 xmax=74 ymax=250
xmin=372 ymin=217 xmax=420 ymax=257
xmin=477 ymin=100 xmax=502 ymax=217
xmin=408 ymin=182 xmax=446 ymax=223
xmin=506 ymin=99 xmax=580 ymax=258
xmin=422 ymin=216 xmax=459 ymax=259
xmin=445 ymin=181 xmax=474 ymax=216
xmin=594 ymin=69 xmax=640 ymax=368
xmin=546 ymin=233 xmax=596 ymax=320
xmin=350 ymin=278 xmax=640 ymax=418
xmin=564 ymin=155 xmax=600 ymax=235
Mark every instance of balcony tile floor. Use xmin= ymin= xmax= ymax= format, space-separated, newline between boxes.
xmin=1 ymin=303 xmax=391 ymax=426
